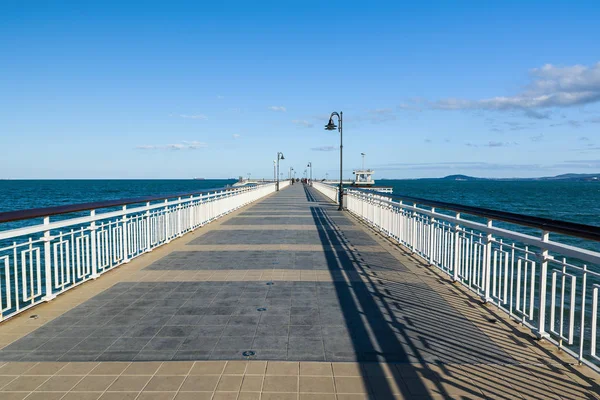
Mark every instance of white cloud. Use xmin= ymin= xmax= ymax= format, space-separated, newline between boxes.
xmin=311 ymin=146 xmax=336 ymax=152
xmin=292 ymin=120 xmax=313 ymax=128
xmin=268 ymin=106 xmax=287 ymax=112
xmin=374 ymin=160 xmax=600 ymax=172
xmin=432 ymin=62 xmax=600 ymax=111
xmin=232 ymin=134 xmax=241 ymax=139
xmin=217 ymin=95 xmax=225 ymax=99
xmin=137 ymin=141 xmax=207 ymax=151
xmin=465 ymin=141 xmax=518 ymax=148
xmin=179 ymin=114 xmax=208 ymax=120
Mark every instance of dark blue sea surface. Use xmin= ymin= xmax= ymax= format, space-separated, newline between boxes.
xmin=1 ymin=179 xmax=599 ymax=232
xmin=379 ymin=180 xmax=600 ymax=228
xmin=1 ymin=180 xmax=598 ymax=224
xmin=0 ymin=179 xmax=236 ymax=213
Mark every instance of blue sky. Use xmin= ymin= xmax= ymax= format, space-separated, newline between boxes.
xmin=1 ymin=0 xmax=599 ymax=179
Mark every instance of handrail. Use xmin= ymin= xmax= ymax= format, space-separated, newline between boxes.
xmin=348 ymin=188 xmax=600 ymax=242
xmin=343 ymin=186 xmax=600 ymax=372
xmin=0 ymin=185 xmax=247 ymax=224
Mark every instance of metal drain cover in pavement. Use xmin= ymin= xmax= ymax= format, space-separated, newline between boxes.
xmin=266 ymin=282 xmax=274 ymax=285
xmin=257 ymin=308 xmax=267 ymax=311
xmin=242 ymin=351 xmax=256 ymax=357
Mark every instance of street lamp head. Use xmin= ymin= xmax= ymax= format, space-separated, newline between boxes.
xmin=280 ymin=154 xmax=285 ymax=160
xmin=324 ymin=118 xmax=337 ymax=131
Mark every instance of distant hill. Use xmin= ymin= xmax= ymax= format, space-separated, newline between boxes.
xmin=440 ymin=174 xmax=486 ymax=181
xmin=435 ymin=173 xmax=600 ymax=182
xmin=536 ymin=173 xmax=600 ymax=181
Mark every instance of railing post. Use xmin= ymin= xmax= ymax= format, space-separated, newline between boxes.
xmin=453 ymin=213 xmax=460 ymax=281
xmin=122 ymin=206 xmax=130 ymax=263
xmin=42 ymin=216 xmax=56 ymax=301
xmin=428 ymin=208 xmax=436 ymax=265
xmin=145 ymin=202 xmax=152 ymax=252
xmin=189 ymin=195 xmax=195 ymax=230
xmin=536 ymin=230 xmax=550 ymax=339
xmin=89 ymin=210 xmax=99 ymax=279
xmin=164 ymin=199 xmax=170 ymax=243
xmin=177 ymin=197 xmax=183 ymax=237
xmin=411 ymin=203 xmax=417 ymax=253
xmin=482 ymin=219 xmax=493 ymax=303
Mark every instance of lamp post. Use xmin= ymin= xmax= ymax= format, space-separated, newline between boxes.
xmin=325 ymin=111 xmax=343 ymax=210
xmin=289 ymin=167 xmax=294 ymax=181
xmin=273 ymin=160 xmax=276 ymax=183
xmin=276 ymin=152 xmax=284 ymax=191
xmin=307 ymin=162 xmax=312 ymax=186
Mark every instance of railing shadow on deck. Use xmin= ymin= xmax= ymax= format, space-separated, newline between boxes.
xmin=309 ymin=187 xmax=600 ymax=399
xmin=393 ymin=249 xmax=600 ymax=397
xmin=302 ymin=184 xmax=318 ymax=203
xmin=307 ymin=199 xmax=434 ymax=398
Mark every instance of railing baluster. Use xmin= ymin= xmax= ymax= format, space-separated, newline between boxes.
xmin=537 ymin=231 xmax=550 ymax=339
xmin=453 ymin=213 xmax=461 ymax=282
xmin=42 ymin=216 xmax=55 ymax=301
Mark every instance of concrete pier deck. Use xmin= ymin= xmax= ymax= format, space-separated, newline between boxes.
xmin=0 ymin=184 xmax=598 ymax=399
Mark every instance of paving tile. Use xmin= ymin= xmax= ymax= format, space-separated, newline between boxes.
xmin=36 ymin=375 xmax=84 ymax=391
xmin=266 ymin=361 xmax=299 ymax=375
xmin=173 ymin=393 xmax=213 ymax=400
xmin=155 ymin=362 xmax=193 ymax=375
xmin=216 ymin=374 xmax=243 ymax=391
xmin=299 ymin=395 xmax=336 ymax=400
xmin=240 ymin=375 xmax=263 ymax=392
xmin=0 ymin=392 xmax=30 ymax=400
xmin=179 ymin=375 xmax=220 ymax=391
xmin=107 ymin=375 xmax=151 ymax=391
xmin=22 ymin=362 xmax=67 ymax=375
xmin=137 ymin=393 xmax=177 ymax=400
xmin=245 ymin=361 xmax=267 ymax=375
xmin=300 ymin=362 xmax=332 ymax=376
xmin=122 ymin=362 xmax=162 ymax=375
xmin=89 ymin=362 xmax=130 ymax=375
xmin=189 ymin=361 xmax=226 ymax=375
xmin=0 ymin=375 xmax=17 ymax=389
xmin=263 ymin=375 xmax=298 ymax=392
xmin=62 ymin=393 xmax=102 ymax=400
xmin=261 ymin=393 xmax=297 ymax=400
xmin=334 ymin=377 xmax=370 ymax=393
xmin=238 ymin=393 xmax=261 ymax=400
xmin=26 ymin=392 xmax=67 ymax=400
xmin=72 ymin=375 xmax=119 ymax=391
xmin=0 ymin=362 xmax=38 ymax=375
xmin=98 ymin=393 xmax=139 ymax=400
xmin=223 ymin=360 xmax=247 ymax=374
xmin=299 ymin=376 xmax=335 ymax=393
xmin=2 ymin=375 xmax=50 ymax=391
xmin=144 ymin=375 xmax=186 ymax=391
xmin=332 ymin=362 xmax=362 ymax=376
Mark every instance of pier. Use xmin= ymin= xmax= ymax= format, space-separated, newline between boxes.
xmin=0 ymin=183 xmax=599 ymax=399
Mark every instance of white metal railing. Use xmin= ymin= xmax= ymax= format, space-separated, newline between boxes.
xmin=279 ymin=180 xmax=290 ymax=190
xmin=313 ymin=181 xmax=339 ymax=203
xmin=0 ymin=183 xmax=279 ymax=322
xmin=344 ymin=188 xmax=600 ymax=371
